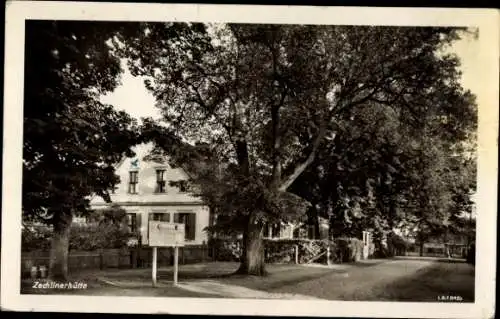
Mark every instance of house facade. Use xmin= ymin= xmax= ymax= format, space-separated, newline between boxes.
xmin=89 ymin=143 xmax=211 ymax=246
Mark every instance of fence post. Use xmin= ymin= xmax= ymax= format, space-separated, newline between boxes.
xmin=294 ymin=245 xmax=299 ymax=264
xmin=326 ymin=246 xmax=331 ymax=266
xmin=30 ymin=266 xmax=38 ymax=280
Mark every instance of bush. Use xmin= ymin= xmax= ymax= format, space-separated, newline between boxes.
xmin=22 ymin=225 xmax=52 ymax=251
xmin=22 ymin=222 xmax=133 ymax=252
xmin=210 ymin=237 xmax=370 ymax=264
xmin=265 ymin=239 xmax=298 ymax=263
xmin=69 ymin=223 xmax=132 ymax=250
xmin=265 ymin=238 xmax=336 ymax=264
xmin=387 ymin=233 xmax=410 ymax=256
xmin=209 ymin=237 xmax=370 ymax=265
xmin=265 ymin=237 xmax=367 ymax=264
xmin=335 ymin=237 xmax=363 ymax=262
xmin=208 ymin=238 xmax=242 ymax=261
xmin=209 ymin=238 xmax=336 ymax=264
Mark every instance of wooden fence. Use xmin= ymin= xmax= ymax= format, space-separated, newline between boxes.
xmin=21 ymin=245 xmax=212 ymax=278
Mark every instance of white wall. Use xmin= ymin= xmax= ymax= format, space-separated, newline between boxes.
xmin=91 ymin=143 xmax=202 ymax=205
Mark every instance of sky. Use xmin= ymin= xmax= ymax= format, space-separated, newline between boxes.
xmin=100 ymin=31 xmax=482 ymax=124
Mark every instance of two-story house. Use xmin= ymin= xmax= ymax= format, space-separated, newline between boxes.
xmin=89 ymin=142 xmax=211 ymax=246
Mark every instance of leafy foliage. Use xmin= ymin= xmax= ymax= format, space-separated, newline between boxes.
xmin=210 ymin=237 xmax=364 ymax=264
xmin=23 ymin=21 xmax=143 ymax=225
xmin=22 ymin=206 xmax=133 ymax=251
xmin=22 ymin=225 xmax=53 ymax=252
xmin=69 ymin=223 xmax=131 ymax=251
xmin=118 ymin=23 xmax=476 ymax=272
xmin=21 ymin=21 xmax=157 ymax=279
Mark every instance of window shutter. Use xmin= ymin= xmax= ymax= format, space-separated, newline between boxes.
xmin=135 ymin=213 xmax=141 ymax=235
xmin=187 ymin=213 xmax=196 ymax=241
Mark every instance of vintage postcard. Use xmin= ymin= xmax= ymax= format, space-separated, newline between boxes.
xmin=2 ymin=2 xmax=498 ymax=318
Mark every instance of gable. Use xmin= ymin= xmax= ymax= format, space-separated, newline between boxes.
xmin=115 ymin=142 xmax=191 ymax=181
xmin=90 ymin=142 xmax=200 ymax=206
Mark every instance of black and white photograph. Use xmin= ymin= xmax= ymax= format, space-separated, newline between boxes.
xmin=1 ymin=2 xmax=498 ymax=318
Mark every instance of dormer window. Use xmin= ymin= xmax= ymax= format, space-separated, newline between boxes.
xmin=155 ymin=169 xmax=166 ymax=193
xmin=128 ymin=171 xmax=138 ymax=194
xmin=179 ymin=180 xmax=189 ymax=193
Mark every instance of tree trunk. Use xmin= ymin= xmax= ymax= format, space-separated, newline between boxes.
xmin=236 ymin=216 xmax=266 ymax=276
xmin=49 ymin=212 xmax=72 ymax=280
xmin=419 ymin=241 xmax=424 ymax=257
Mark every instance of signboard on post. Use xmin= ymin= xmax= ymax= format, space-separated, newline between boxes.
xmin=148 ymin=221 xmax=185 ymax=287
xmin=149 ymin=221 xmax=185 ymax=247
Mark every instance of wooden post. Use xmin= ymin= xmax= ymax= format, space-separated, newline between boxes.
xmin=327 ymin=246 xmax=331 ymax=265
xmin=294 ymin=245 xmax=299 ymax=264
xmin=173 ymin=246 xmax=179 ymax=286
xmin=152 ymin=246 xmax=157 ymax=287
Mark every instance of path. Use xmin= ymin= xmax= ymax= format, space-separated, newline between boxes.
xmin=21 ymin=258 xmax=474 ymax=301
xmin=264 ymin=258 xmax=474 ymax=301
xmin=177 ymin=280 xmax=322 ymax=299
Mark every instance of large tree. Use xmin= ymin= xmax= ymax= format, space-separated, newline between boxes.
xmin=22 ymin=21 xmax=144 ymax=280
xmin=121 ymin=23 xmax=475 ymax=275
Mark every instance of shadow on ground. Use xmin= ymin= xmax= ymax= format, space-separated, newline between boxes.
xmin=393 ymin=256 xmax=468 ymax=264
xmin=95 ymin=262 xmax=354 ymax=282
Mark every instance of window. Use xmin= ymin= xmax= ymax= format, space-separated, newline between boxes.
xmin=178 ymin=180 xmax=189 ymax=193
xmin=148 ymin=212 xmax=170 ymax=222
xmin=126 ymin=213 xmax=137 ymax=233
xmin=264 ymin=223 xmax=281 ymax=238
xmin=128 ymin=171 xmax=138 ymax=194
xmin=272 ymin=224 xmax=281 ymax=238
xmin=155 ymin=169 xmax=166 ymax=193
xmin=174 ymin=212 xmax=196 ymax=241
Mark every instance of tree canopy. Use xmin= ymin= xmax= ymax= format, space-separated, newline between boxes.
xmin=118 ymin=23 xmax=477 ymax=273
xmin=23 ymin=21 xmax=142 ymax=223
xmin=22 ymin=20 xmax=147 ymax=279
xmin=20 ymin=20 xmax=478 ymax=277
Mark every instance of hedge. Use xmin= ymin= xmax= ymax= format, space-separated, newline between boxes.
xmin=22 ymin=223 xmax=133 ymax=252
xmin=208 ymin=237 xmax=365 ymax=264
xmin=22 ymin=225 xmax=52 ymax=251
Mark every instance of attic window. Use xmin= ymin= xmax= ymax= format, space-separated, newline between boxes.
xmin=128 ymin=171 xmax=138 ymax=194
xmin=155 ymin=169 xmax=166 ymax=193
xmin=179 ymin=180 xmax=189 ymax=193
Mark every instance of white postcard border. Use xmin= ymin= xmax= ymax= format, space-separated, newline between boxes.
xmin=2 ymin=2 xmax=498 ymax=318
